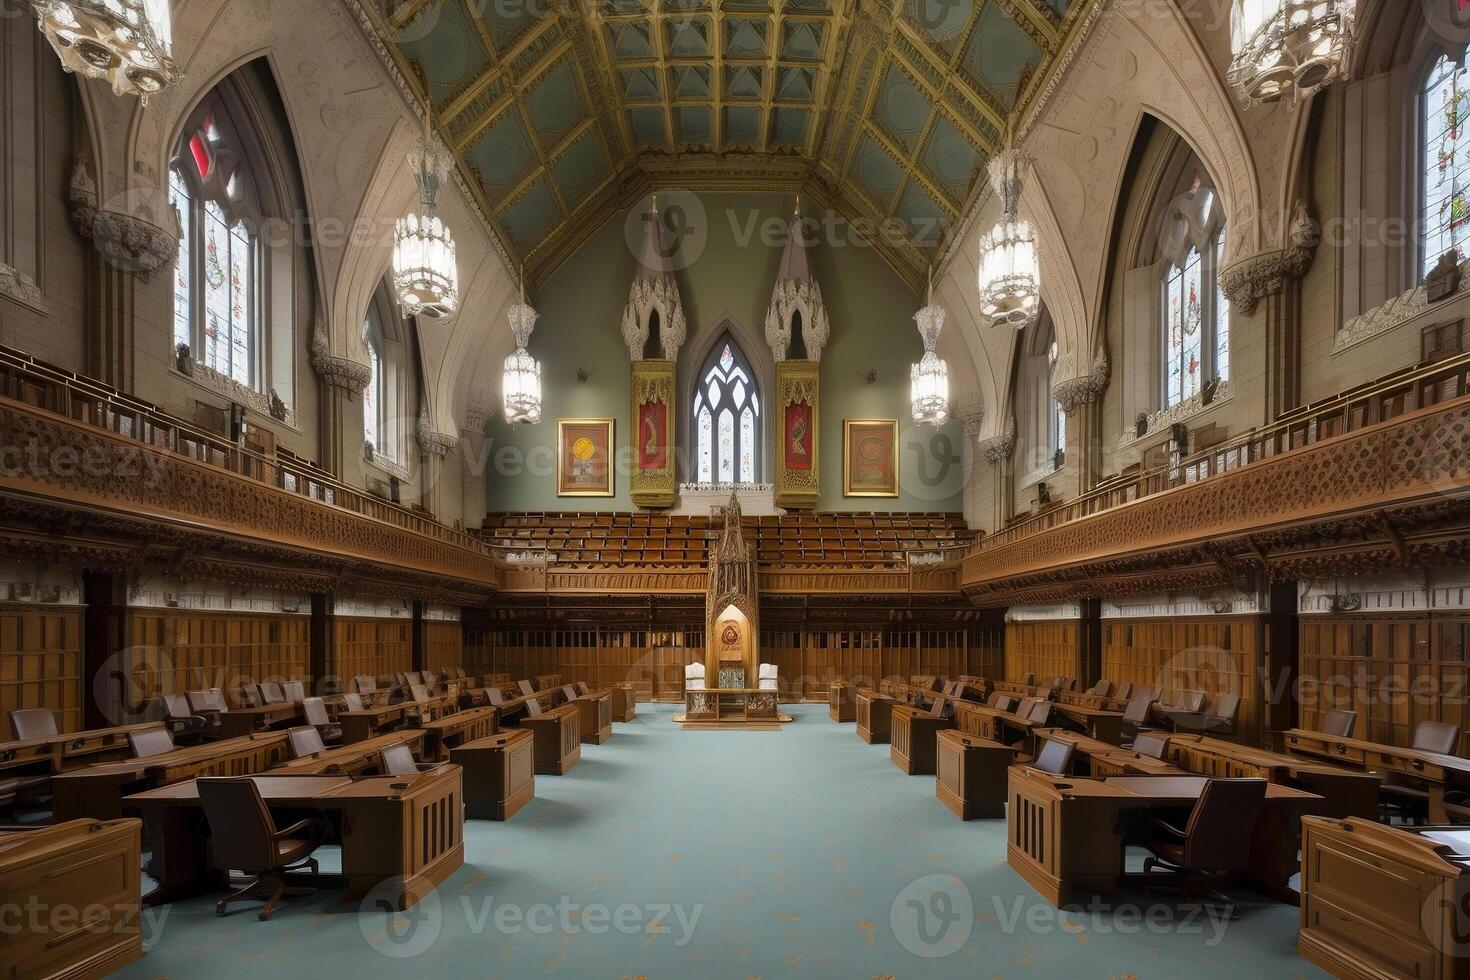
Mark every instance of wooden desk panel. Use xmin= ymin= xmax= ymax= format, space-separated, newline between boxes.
xmin=0 ymin=722 xmax=163 ymax=777
xmin=856 ymin=690 xmax=895 ymax=744
xmin=1051 ymin=703 xmax=1124 ymax=744
xmin=935 ymin=730 xmax=1013 ymax=819
xmin=570 ymin=690 xmax=612 ymax=745
xmin=124 ymin=768 xmax=464 ymax=911
xmin=1285 ymin=728 xmax=1470 ymax=822
xmin=338 ymin=697 xmax=448 ymax=744
xmin=1168 ymin=734 xmax=1380 ymax=819
xmin=512 ymin=704 xmax=580 ymax=775
xmin=218 ymin=703 xmax=302 ymax=739
xmin=829 ymin=682 xmax=855 ymax=722
xmin=419 ymin=706 xmax=498 ymax=762
xmin=0 ymin=819 xmax=142 ymax=979
xmin=451 ymin=729 xmax=535 ymax=820
xmin=612 ymin=683 xmax=636 ymax=722
xmin=891 ymin=706 xmax=954 ymax=775
xmin=276 ymin=731 xmax=426 ymax=775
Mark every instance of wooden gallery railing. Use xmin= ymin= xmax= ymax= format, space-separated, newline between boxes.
xmin=961 ymin=352 xmax=1470 ymax=593
xmin=0 ymin=344 xmax=500 ymax=589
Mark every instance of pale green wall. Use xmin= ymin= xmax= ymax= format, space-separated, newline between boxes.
xmin=484 ymin=192 xmax=964 ymax=512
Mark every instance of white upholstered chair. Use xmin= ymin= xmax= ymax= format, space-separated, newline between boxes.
xmin=684 ymin=662 xmax=706 ymax=691
xmin=757 ymin=664 xmax=779 ymax=691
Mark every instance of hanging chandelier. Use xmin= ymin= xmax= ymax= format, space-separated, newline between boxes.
xmin=1228 ymin=0 xmax=1354 ymax=105
xmin=502 ymin=271 xmax=542 ymax=424
xmin=393 ymin=106 xmax=459 ymax=319
xmin=977 ymin=147 xmax=1039 ymax=331
xmin=911 ymin=269 xmax=950 ymax=426
xmin=31 ymin=0 xmax=178 ymax=103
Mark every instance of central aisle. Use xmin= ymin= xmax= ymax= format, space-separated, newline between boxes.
xmin=120 ymin=704 xmax=1321 ymax=978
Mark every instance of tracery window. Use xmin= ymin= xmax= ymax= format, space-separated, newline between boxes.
xmin=692 ymin=334 xmax=761 ymax=484
xmin=1423 ymin=53 xmax=1470 ymax=278
xmin=1160 ymin=181 xmax=1228 ymax=409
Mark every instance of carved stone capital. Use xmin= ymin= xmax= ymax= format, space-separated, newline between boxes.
xmin=1052 ymin=342 xmax=1110 ymax=415
xmin=1220 ymin=203 xmax=1318 ymax=315
xmin=463 ymin=397 xmax=495 ymax=433
xmin=69 ymin=155 xmax=179 ymax=279
xmin=956 ymin=400 xmax=985 ymax=437
xmin=416 ymin=419 xmax=459 ymax=460
xmin=978 ymin=418 xmax=1017 ymax=465
xmin=310 ymin=333 xmax=372 ymax=393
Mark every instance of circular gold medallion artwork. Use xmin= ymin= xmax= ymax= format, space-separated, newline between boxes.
xmin=572 ymin=436 xmax=596 ymax=461
xmin=858 ymin=436 xmax=885 ymax=462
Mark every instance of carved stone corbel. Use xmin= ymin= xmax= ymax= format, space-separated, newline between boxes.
xmin=69 ymin=154 xmax=180 ymax=279
xmin=1220 ymin=203 xmax=1318 ymax=316
xmin=1053 ymin=342 xmax=1109 ymax=415
xmin=416 ymin=417 xmax=458 ymax=460
xmin=978 ymin=418 xmax=1017 ymax=465
xmin=956 ymin=401 xmax=985 ymax=438
xmin=463 ymin=396 xmax=494 ymax=434
xmin=310 ymin=331 xmax=372 ymax=393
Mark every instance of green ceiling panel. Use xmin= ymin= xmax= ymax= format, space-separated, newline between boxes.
xmin=500 ymin=179 xmax=559 ymax=249
xmin=396 ymin=0 xmax=488 ymax=106
xmin=851 ymin=135 xmax=903 ymax=208
xmin=776 ymin=66 xmax=814 ymax=103
xmin=781 ymin=21 xmax=823 ymax=61
xmin=608 ymin=21 xmax=653 ymax=60
xmin=724 ymin=106 xmax=761 ymax=145
xmin=873 ymin=66 xmax=929 ymax=152
xmin=961 ymin=2 xmax=1043 ymax=110
xmin=896 ymin=182 xmax=947 ymax=248
xmin=477 ymin=0 xmax=535 ymax=53
xmin=666 ymin=18 xmax=710 ymax=57
xmin=903 ymin=0 xmax=971 ymax=55
xmin=629 ymin=106 xmax=667 ymax=144
xmin=724 ymin=18 xmax=768 ymax=59
xmin=621 ymin=68 xmax=661 ymax=102
xmin=553 ymin=133 xmax=611 ymax=206
xmin=677 ymin=105 xmax=712 ymax=144
xmin=725 ymin=65 xmax=763 ymax=100
xmin=770 ymin=107 xmax=809 ymax=146
xmin=920 ymin=113 xmax=984 ymax=203
xmin=722 ymin=0 xmax=772 ymax=11
xmin=525 ymin=61 xmax=587 ymax=150
xmin=463 ymin=111 xmax=535 ymax=192
xmin=672 ymin=65 xmax=711 ymax=99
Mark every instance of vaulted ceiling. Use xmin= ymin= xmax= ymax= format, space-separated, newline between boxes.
xmin=361 ymin=0 xmax=1095 ymax=287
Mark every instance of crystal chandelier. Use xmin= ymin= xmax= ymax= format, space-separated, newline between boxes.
xmin=1228 ymin=0 xmax=1354 ymax=105
xmin=31 ymin=0 xmax=178 ymax=103
xmin=911 ymin=269 xmax=950 ymax=426
xmin=393 ymin=108 xmax=459 ymax=319
xmin=977 ymin=148 xmax=1039 ymax=331
xmin=502 ymin=271 xmax=542 ymax=424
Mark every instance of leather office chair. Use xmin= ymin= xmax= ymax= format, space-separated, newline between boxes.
xmin=1034 ymin=685 xmax=1055 ymax=702
xmin=994 ymin=695 xmax=1017 ymax=713
xmin=1088 ymin=680 xmax=1112 ymax=697
xmin=341 ymin=693 xmax=365 ymax=712
xmin=380 ymin=743 xmax=426 ymax=777
xmin=1319 ymin=709 xmax=1358 ymax=738
xmin=1026 ymin=700 xmax=1053 ymax=726
xmin=1414 ymin=720 xmax=1460 ymax=755
xmin=576 ymin=681 xmax=591 ymax=695
xmin=1382 ymin=720 xmax=1464 ymax=822
xmin=161 ymin=695 xmax=211 ymax=744
xmin=238 ymin=685 xmax=263 ymax=708
xmin=517 ymin=680 xmax=536 ymax=696
xmin=1133 ymin=732 xmax=1170 ymax=760
xmin=684 ymin=662 xmax=706 ymax=692
xmin=758 ymin=664 xmax=779 ymax=691
xmin=9 ymin=708 xmax=57 ymax=741
xmin=1031 ymin=738 xmax=1075 ymax=775
xmin=198 ymin=777 xmax=328 ymax=920
xmin=405 ymin=671 xmax=423 ymax=687
xmin=129 ymin=728 xmax=175 ymax=758
xmin=1120 ymin=696 xmax=1158 ymax=744
xmin=283 ymin=682 xmax=306 ymax=703
xmin=408 ymin=683 xmax=431 ymax=703
xmin=1020 ymin=673 xmax=1037 ymax=686
xmin=287 ymin=726 xmax=326 ymax=759
xmin=301 ymin=698 xmax=342 ymax=746
xmin=561 ymin=685 xmax=581 ymax=704
xmin=259 ymin=683 xmax=287 ymax=705
xmin=450 ymin=667 xmax=466 ymax=679
xmin=1138 ymin=777 xmax=1268 ymax=916
xmin=354 ymin=675 xmax=377 ymax=697
xmin=1115 ymin=682 xmax=1134 ymax=701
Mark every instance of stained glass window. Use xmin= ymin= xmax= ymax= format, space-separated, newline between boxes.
xmin=691 ymin=333 xmax=761 ymax=484
xmin=170 ymin=170 xmax=192 ymax=350
xmin=1214 ymin=233 xmax=1230 ymax=383
xmin=363 ymin=320 xmax=381 ymax=456
xmin=1165 ymin=247 xmax=1205 ymax=408
xmin=1424 ymin=54 xmax=1470 ymax=278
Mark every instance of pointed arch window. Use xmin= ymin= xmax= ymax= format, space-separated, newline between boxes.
xmin=1423 ymin=54 xmax=1470 ymax=279
xmin=1159 ymin=175 xmax=1228 ymax=409
xmin=692 ymin=334 xmax=761 ymax=484
xmin=362 ymin=282 xmax=406 ymax=465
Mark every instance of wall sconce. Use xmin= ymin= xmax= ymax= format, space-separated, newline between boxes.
xmin=864 ymin=369 xmax=877 ymax=384
xmin=577 ymin=368 xmax=589 ymax=383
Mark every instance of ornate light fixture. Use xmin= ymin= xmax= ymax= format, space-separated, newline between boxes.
xmin=31 ymin=0 xmax=178 ymax=103
xmin=910 ymin=268 xmax=950 ymax=426
xmin=502 ymin=269 xmax=542 ymax=425
xmin=1228 ymin=0 xmax=1355 ymax=105
xmin=977 ymin=147 xmax=1039 ymax=331
xmin=392 ymin=102 xmax=458 ymax=319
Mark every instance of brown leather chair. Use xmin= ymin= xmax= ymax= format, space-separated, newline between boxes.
xmin=239 ymin=685 xmax=263 ymax=708
xmin=187 ymin=689 xmax=227 ymax=716
xmin=1115 ymin=682 xmax=1135 ymax=701
xmin=354 ymin=675 xmax=377 ymax=697
xmin=1032 ymin=738 xmax=1075 ymax=775
xmin=341 ymin=693 xmax=365 ymax=712
xmin=1121 ymin=696 xmax=1158 ymax=743
xmin=160 ymin=695 xmax=213 ymax=744
xmin=1414 ymin=720 xmax=1460 ymax=755
xmin=408 ymin=683 xmax=431 ymax=704
xmin=301 ymin=698 xmax=342 ymax=746
xmin=1020 ymin=673 xmax=1037 ymax=687
xmin=994 ymin=695 xmax=1017 ymax=713
xmin=283 ymin=682 xmax=306 ymax=703
xmin=1138 ymin=778 xmax=1268 ymax=915
xmin=1382 ymin=721 xmax=1464 ymax=822
xmin=576 ymin=681 xmax=591 ymax=696
xmin=8 ymin=708 xmax=57 ymax=741
xmin=380 ymin=743 xmax=424 ymax=777
xmin=517 ymin=680 xmax=536 ymax=697
xmin=129 ymin=727 xmax=175 ymax=757
xmin=197 ymin=777 xmax=328 ymax=920
xmin=1133 ymin=732 xmax=1170 ymax=760
xmin=287 ymin=726 xmax=326 ymax=759
xmin=405 ymin=671 xmax=423 ymax=688
xmin=1319 ymin=709 xmax=1357 ymax=738
xmin=259 ymin=683 xmax=287 ymax=705
xmin=561 ymin=685 xmax=580 ymax=704
xmin=1087 ymin=680 xmax=1112 ymax=697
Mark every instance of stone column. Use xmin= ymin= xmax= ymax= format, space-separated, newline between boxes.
xmin=459 ymin=398 xmax=493 ymax=529
xmin=978 ymin=420 xmax=1016 ymax=530
xmin=416 ymin=421 xmax=458 ymax=521
xmin=1053 ymin=343 xmax=1109 ymax=493
xmin=310 ymin=335 xmax=371 ymax=479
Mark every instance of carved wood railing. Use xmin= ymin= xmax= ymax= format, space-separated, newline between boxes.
xmin=961 ymin=389 xmax=1470 ymax=592
xmin=966 ymin=351 xmax=1470 ymax=561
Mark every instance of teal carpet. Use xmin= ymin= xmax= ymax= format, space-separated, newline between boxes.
xmin=116 ymin=704 xmax=1324 ymax=978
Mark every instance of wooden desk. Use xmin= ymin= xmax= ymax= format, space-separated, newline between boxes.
xmin=1299 ymin=818 xmax=1470 ymax=980
xmin=891 ymin=705 xmax=954 ymax=775
xmin=1059 ymin=691 xmax=1128 ymax=713
xmin=953 ymin=701 xmax=1035 ymax=745
xmin=1167 ymin=734 xmax=1381 ymax=819
xmin=1029 ymin=728 xmax=1183 ymax=777
xmin=829 ymin=681 xmax=855 ymax=722
xmin=612 ymin=682 xmax=636 ymax=722
xmin=1285 ymin=728 xmax=1470 ymax=822
xmin=0 ymin=819 xmax=143 ymax=978
xmin=0 ymin=721 xmax=164 ymax=777
xmin=682 ymin=689 xmax=783 ymax=724
xmin=450 ymin=729 xmax=535 ymax=820
xmin=510 ymin=704 xmax=581 ymax=775
xmin=275 ymin=731 xmax=426 ymax=774
xmin=50 ymin=731 xmax=292 ymax=821
xmin=568 ymin=689 xmax=613 ymax=744
xmin=1051 ymin=702 xmax=1125 ymax=744
xmin=218 ymin=702 xmax=303 ymax=739
xmin=419 ymin=706 xmax=498 ymax=762
xmin=855 ymin=690 xmax=896 ymax=744
xmin=124 ymin=768 xmax=464 ymax=910
xmin=1007 ymin=769 xmax=1322 ymax=907
xmin=338 ymin=697 xmax=448 ymax=744
xmin=935 ymin=730 xmax=1014 ymax=819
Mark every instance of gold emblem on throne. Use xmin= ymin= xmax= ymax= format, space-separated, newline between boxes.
xmin=720 ymin=623 xmax=739 ymax=646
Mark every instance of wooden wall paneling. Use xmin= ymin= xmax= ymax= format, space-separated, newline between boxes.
xmin=333 ymin=616 xmax=411 ymax=684
xmin=759 ymin=629 xmax=803 ymax=699
xmin=0 ymin=604 xmax=84 ymax=735
xmin=122 ymin=610 xmax=310 ymax=708
xmin=970 ymin=627 xmax=1005 ymax=681
xmin=1005 ymin=621 xmax=1082 ymax=684
xmin=423 ymin=621 xmax=462 ymax=672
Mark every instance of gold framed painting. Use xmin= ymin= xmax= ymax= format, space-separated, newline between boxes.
xmin=557 ymin=418 xmax=615 ymax=497
xmin=843 ymin=419 xmax=899 ymax=498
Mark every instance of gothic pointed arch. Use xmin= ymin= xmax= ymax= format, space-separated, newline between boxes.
xmin=690 ymin=331 xmax=763 ymax=485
